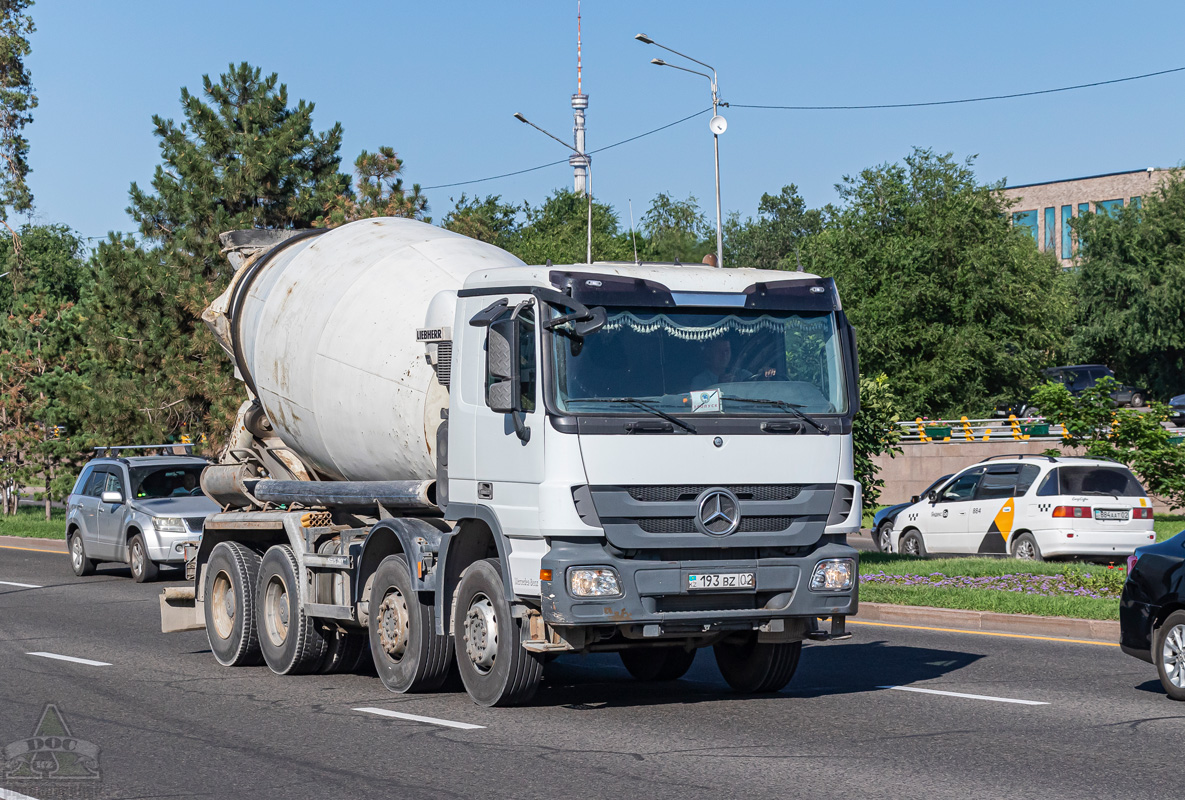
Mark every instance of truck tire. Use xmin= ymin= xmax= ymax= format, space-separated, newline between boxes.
xmin=714 ymin=635 xmax=801 ymax=693
xmin=620 ymin=647 xmax=697 ymax=681
xmin=129 ymin=533 xmax=159 ymax=583
xmin=204 ymin=541 xmax=264 ymax=667
xmin=453 ymin=559 xmax=543 ymax=707
xmin=367 ymin=555 xmax=452 ymax=693
xmin=256 ymin=544 xmax=328 ymax=675
xmin=319 ymin=629 xmax=369 ymax=674
xmin=69 ymin=531 xmax=95 ymax=577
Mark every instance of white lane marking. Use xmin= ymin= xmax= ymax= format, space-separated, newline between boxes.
xmin=0 ymin=580 xmax=41 ymax=588
xmin=27 ymin=652 xmax=111 ymax=667
xmin=880 ymin=685 xmax=1048 ymax=705
xmin=1 ymin=787 xmax=44 ymax=800
xmin=354 ymin=707 xmax=485 ymax=730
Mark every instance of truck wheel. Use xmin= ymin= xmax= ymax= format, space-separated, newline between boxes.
xmin=1156 ymin=610 xmax=1185 ymax=701
xmin=620 ymin=647 xmax=697 ymax=681
xmin=1010 ymin=533 xmax=1043 ymax=562
xmin=714 ymin=635 xmax=801 ymax=693
xmin=453 ymin=559 xmax=543 ymax=707
xmin=204 ymin=542 xmax=264 ymax=667
xmin=69 ymin=531 xmax=95 ymax=577
xmin=129 ymin=534 xmax=159 ymax=583
xmin=367 ymin=555 xmax=452 ymax=693
xmin=900 ymin=530 xmax=927 ymax=558
xmin=319 ymin=629 xmax=369 ymax=674
xmin=256 ymin=544 xmax=328 ymax=675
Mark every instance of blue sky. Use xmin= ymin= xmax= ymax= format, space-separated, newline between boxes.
xmin=25 ymin=0 xmax=1185 ymax=244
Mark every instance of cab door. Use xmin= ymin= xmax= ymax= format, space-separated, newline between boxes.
xmin=922 ymin=468 xmax=983 ymax=554
xmin=96 ymin=470 xmax=130 ymax=559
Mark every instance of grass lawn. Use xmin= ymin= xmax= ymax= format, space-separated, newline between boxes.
xmin=1156 ymin=515 xmax=1185 ymax=542
xmin=0 ymin=507 xmax=65 ymax=539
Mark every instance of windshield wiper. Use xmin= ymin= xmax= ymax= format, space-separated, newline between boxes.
xmin=577 ymin=397 xmax=697 ymax=434
xmin=723 ymin=397 xmax=830 ymax=434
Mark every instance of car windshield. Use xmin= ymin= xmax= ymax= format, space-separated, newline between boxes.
xmin=552 ymin=307 xmax=848 ymax=415
xmin=1057 ymin=466 xmax=1145 ymax=497
xmin=130 ymin=466 xmax=205 ymax=499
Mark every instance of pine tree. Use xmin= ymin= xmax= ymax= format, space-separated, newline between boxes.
xmin=316 ymin=146 xmax=429 ymax=227
xmin=0 ymin=0 xmax=36 ymax=237
xmin=79 ymin=63 xmax=349 ymax=449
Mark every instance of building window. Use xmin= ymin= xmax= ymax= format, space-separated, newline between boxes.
xmin=1044 ymin=207 xmax=1056 ymax=255
xmin=1131 ymin=196 xmax=1142 ymax=209
xmin=1012 ymin=210 xmax=1038 ymax=242
xmin=1078 ymin=203 xmax=1090 ymax=217
xmin=1097 ymin=199 xmax=1123 ymax=216
xmin=1061 ymin=205 xmax=1072 ymax=257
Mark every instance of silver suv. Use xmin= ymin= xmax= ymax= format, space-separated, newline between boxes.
xmin=66 ymin=448 xmax=219 ymax=582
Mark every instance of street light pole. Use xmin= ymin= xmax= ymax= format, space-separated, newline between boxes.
xmin=513 ymin=112 xmax=593 ymax=265
xmin=636 ymin=33 xmax=725 ymax=268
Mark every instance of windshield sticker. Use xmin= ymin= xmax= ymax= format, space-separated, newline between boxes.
xmin=690 ymin=389 xmax=722 ymax=413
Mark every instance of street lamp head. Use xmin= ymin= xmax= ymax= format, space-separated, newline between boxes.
xmin=513 ymin=112 xmax=528 ymax=123
xmin=650 ymin=58 xmax=666 ymax=66
xmin=634 ymin=33 xmax=655 ymax=44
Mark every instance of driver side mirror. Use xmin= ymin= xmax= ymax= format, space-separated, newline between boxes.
xmin=486 ymin=317 xmax=522 ymax=414
xmin=926 ymin=490 xmax=938 ymax=503
xmin=101 ymin=490 xmax=123 ymax=505
xmin=910 ymin=495 xmax=920 ymax=504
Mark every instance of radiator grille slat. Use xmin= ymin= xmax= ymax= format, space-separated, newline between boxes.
xmin=626 ymin=484 xmax=801 ymax=503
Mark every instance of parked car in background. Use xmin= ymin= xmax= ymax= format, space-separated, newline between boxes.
xmin=891 ymin=455 xmax=1155 ymax=561
xmin=870 ymin=474 xmax=952 ymax=552
xmin=1168 ymin=393 xmax=1185 ymax=427
xmin=66 ymin=448 xmax=218 ymax=582
xmin=1042 ymin=364 xmax=1148 ymax=408
xmin=1120 ymin=530 xmax=1185 ymax=700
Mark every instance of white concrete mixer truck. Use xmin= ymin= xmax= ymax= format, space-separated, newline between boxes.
xmin=160 ymin=217 xmax=862 ymax=706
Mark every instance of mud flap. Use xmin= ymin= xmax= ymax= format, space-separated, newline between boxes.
xmin=160 ymin=586 xmax=205 ymax=633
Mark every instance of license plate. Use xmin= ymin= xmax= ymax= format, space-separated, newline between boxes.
xmin=687 ymin=572 xmax=755 ymax=591
xmin=1095 ymin=509 xmax=1129 ymax=521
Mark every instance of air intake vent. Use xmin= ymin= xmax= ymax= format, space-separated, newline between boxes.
xmin=626 ymin=484 xmax=802 ymax=502
xmin=435 ymin=341 xmax=452 ymax=387
xmin=638 ymin=516 xmax=794 ymax=534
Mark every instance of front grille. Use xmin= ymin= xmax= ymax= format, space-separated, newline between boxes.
xmin=656 ymin=594 xmax=758 ymax=613
xmin=184 ymin=517 xmax=206 ymax=532
xmin=626 ymin=484 xmax=802 ymax=502
xmin=638 ymin=516 xmax=794 ymax=534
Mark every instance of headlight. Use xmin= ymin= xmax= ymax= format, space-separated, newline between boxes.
xmin=810 ymin=558 xmax=855 ymax=592
xmin=155 ymin=517 xmax=186 ymax=534
xmin=568 ymin=568 xmax=622 ymax=598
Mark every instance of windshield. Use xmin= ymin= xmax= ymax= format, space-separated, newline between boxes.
xmin=1057 ymin=466 xmax=1145 ymax=497
xmin=130 ymin=466 xmax=205 ymax=499
xmin=552 ymin=307 xmax=848 ymax=415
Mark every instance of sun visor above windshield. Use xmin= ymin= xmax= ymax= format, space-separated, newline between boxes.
xmin=550 ymin=270 xmax=839 ymax=311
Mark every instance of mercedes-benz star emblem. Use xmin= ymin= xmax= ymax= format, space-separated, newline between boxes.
xmin=696 ymin=488 xmax=741 ymax=536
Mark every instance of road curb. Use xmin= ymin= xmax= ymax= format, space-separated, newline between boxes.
xmin=0 ymin=534 xmax=66 ymax=552
xmin=854 ymin=601 xmax=1119 ymax=643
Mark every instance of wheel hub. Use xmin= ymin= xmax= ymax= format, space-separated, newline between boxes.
xmin=464 ymin=595 xmax=498 ymax=673
xmin=1164 ymin=625 xmax=1185 ymax=688
xmin=378 ymin=590 xmax=409 ymax=660
xmin=72 ymin=539 xmax=82 ymax=569
xmin=210 ymin=570 xmax=235 ymax=640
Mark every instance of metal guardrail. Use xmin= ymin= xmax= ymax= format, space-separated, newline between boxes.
xmin=897 ymin=416 xmax=1066 ymax=444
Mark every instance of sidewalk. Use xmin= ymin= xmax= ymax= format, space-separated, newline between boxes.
xmin=0 ymin=534 xmax=66 ymax=552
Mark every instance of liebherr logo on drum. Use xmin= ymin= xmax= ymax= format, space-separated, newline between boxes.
xmin=3 ymin=703 xmax=101 ymax=795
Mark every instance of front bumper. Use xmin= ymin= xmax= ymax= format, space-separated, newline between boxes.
xmin=539 ymin=538 xmax=857 ymax=637
xmin=146 ymin=530 xmax=198 ymax=563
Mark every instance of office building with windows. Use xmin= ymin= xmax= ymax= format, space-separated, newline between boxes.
xmin=1001 ymin=168 xmax=1167 ymax=263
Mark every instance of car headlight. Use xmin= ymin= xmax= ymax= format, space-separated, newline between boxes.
xmin=568 ymin=567 xmax=622 ymax=598
xmin=155 ymin=517 xmax=186 ymax=534
xmin=810 ymin=558 xmax=855 ymax=592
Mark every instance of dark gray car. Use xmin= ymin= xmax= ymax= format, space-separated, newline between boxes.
xmin=65 ymin=454 xmax=219 ymax=582
xmin=1042 ymin=364 xmax=1148 ymax=408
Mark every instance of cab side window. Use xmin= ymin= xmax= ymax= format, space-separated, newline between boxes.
xmin=83 ymin=469 xmax=107 ymax=498
xmin=519 ymin=308 xmax=536 ymax=413
xmin=1035 ymin=469 xmax=1059 ymax=497
xmin=939 ymin=469 xmax=983 ymax=502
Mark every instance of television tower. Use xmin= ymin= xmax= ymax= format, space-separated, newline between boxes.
xmin=570 ymin=2 xmax=590 ymax=196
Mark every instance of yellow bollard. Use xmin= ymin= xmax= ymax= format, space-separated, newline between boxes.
xmin=915 ymin=417 xmax=931 ymax=443
xmin=961 ymin=416 xmax=974 ymax=441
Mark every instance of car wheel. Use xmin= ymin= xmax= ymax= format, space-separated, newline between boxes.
xmin=69 ymin=531 xmax=95 ymax=577
xmin=129 ymin=534 xmax=159 ymax=583
xmin=900 ymin=530 xmax=927 ymax=558
xmin=1130 ymin=392 xmax=1145 ymax=409
xmin=875 ymin=520 xmax=895 ymax=553
xmin=1155 ymin=610 xmax=1185 ymax=701
xmin=1010 ymin=532 xmax=1043 ymax=562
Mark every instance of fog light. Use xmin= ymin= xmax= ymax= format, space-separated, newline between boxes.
xmin=810 ymin=559 xmax=854 ymax=592
xmin=568 ymin=568 xmax=622 ymax=597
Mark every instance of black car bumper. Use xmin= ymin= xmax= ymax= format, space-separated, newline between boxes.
xmin=1119 ymin=597 xmax=1157 ymax=663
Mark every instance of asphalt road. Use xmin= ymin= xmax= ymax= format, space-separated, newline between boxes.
xmin=0 ymin=541 xmax=1178 ymax=800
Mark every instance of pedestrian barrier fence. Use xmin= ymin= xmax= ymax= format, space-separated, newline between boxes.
xmin=898 ymin=416 xmax=1064 ymax=444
